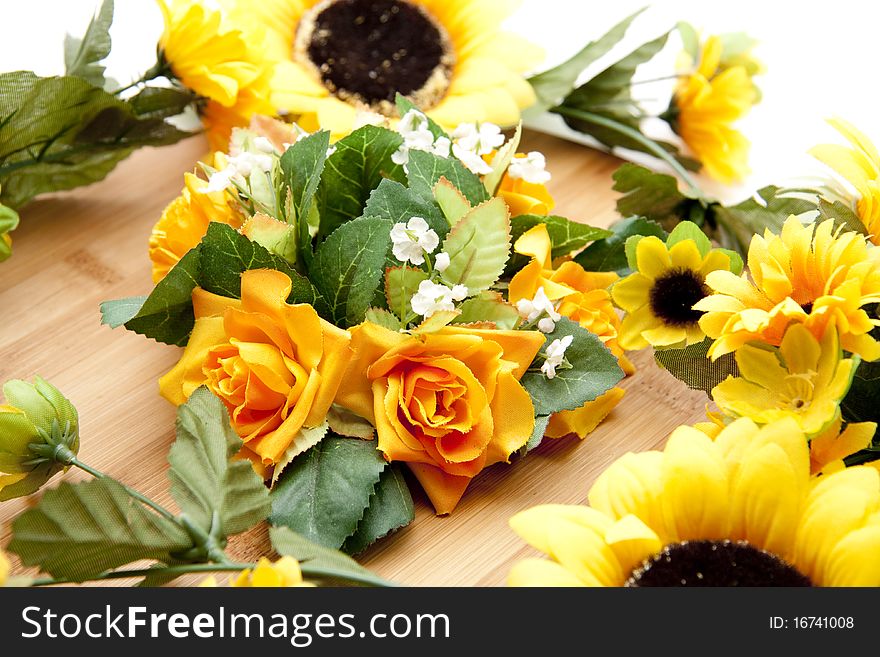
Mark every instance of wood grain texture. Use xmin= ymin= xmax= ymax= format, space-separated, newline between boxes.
xmin=0 ymin=131 xmax=709 ymax=586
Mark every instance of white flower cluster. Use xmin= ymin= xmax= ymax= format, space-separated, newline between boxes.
xmin=508 ymin=151 xmax=551 ymax=184
xmin=390 ymin=216 xmax=439 ymax=266
xmin=392 ymin=110 xmax=451 ymax=166
xmin=451 ymin=122 xmax=505 ymax=175
xmin=203 ymin=135 xmax=277 ymax=193
xmin=516 ymin=287 xmax=561 ymax=333
xmin=411 ymin=280 xmax=468 ymax=318
xmin=541 ymin=335 xmax=573 ymax=379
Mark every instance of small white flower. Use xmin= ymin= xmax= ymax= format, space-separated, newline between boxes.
xmin=326 ymin=145 xmax=337 ymax=158
xmin=541 ymin=335 xmax=574 ymax=379
xmin=390 ymin=216 xmax=440 ymax=265
xmin=411 ymin=280 xmax=468 ymax=317
xmin=434 ymin=251 xmax=450 ymax=273
xmin=253 ymin=136 xmax=276 ymax=154
xmin=393 ymin=109 xmax=449 ymax=166
xmin=452 ymin=143 xmax=493 ymax=175
xmin=508 ymin=151 xmax=551 ymax=185
xmin=516 ymin=287 xmax=561 ymax=332
xmin=452 ymin=122 xmax=505 ymax=155
xmin=203 ymin=165 xmax=236 ymax=193
xmin=431 ymin=136 xmax=451 ymax=158
xmin=353 ymin=109 xmax=386 ymax=129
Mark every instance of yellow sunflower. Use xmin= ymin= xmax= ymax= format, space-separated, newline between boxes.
xmin=158 ymin=0 xmax=275 ymax=149
xmin=611 ymin=223 xmax=740 ymax=350
xmin=509 ymin=418 xmax=880 ymax=586
xmin=149 ymin=154 xmax=245 ymax=282
xmin=712 ymin=323 xmax=857 ymax=436
xmin=694 ymin=216 xmax=880 ymax=361
xmin=667 ymin=35 xmax=757 ymax=183
xmin=811 ymin=118 xmax=880 ymax=245
xmin=219 ymin=0 xmax=542 ymax=137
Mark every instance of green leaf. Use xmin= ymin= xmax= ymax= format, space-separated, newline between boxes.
xmin=574 ymin=215 xmax=666 ymax=274
xmin=123 ymin=246 xmax=201 ymax=346
xmin=612 ymin=163 xmax=701 ymax=229
xmin=343 ymin=464 xmax=414 ymax=555
xmin=666 ymin=220 xmax=712 ymax=256
xmin=440 ymin=197 xmax=510 ymax=294
xmin=433 ymin=177 xmax=471 ymax=226
xmin=364 ymin=178 xmax=448 ymax=238
xmin=128 ymin=86 xmax=197 ymax=120
xmin=482 ymin=123 xmax=521 ymax=195
xmin=521 ymin=318 xmax=624 ymax=416
xmin=510 ymin=214 xmax=612 ymax=259
xmin=364 ymin=307 xmax=402 ymax=331
xmin=0 ymin=72 xmax=192 ymax=208
xmin=519 ymin=414 xmax=551 ymax=455
xmin=64 ymin=0 xmax=114 ymax=87
xmin=817 ymin=197 xmax=867 ymax=235
xmin=526 ymin=8 xmax=646 ymax=114
xmin=654 ymin=338 xmax=740 ymax=398
xmin=9 ymin=478 xmax=193 ymax=581
xmin=395 ymin=93 xmax=448 ymax=140
xmin=406 ymin=149 xmax=489 ymax=206
xmin=99 ymin=295 xmax=148 ymax=328
xmin=315 ymin=125 xmax=406 ymax=240
xmin=271 ymin=422 xmax=330 ymax=488
xmin=269 ymin=436 xmax=387 ymax=549
xmin=269 ymin=525 xmax=383 ymax=584
xmin=454 ymin=292 xmax=520 ymax=329
xmin=310 ymin=215 xmax=393 ymax=327
xmin=385 ymin=266 xmax=428 ymax=319
xmin=168 ymin=387 xmax=270 ymax=537
xmin=677 ymin=21 xmax=700 ymax=60
xmin=281 ymin=130 xmax=330 ymax=265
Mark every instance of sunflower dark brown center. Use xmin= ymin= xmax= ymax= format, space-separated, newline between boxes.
xmin=295 ymin=0 xmax=454 ymax=114
xmin=648 ymin=268 xmax=709 ymax=327
xmin=626 ymin=540 xmax=812 ymax=587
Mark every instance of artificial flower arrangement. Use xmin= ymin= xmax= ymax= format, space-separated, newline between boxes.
xmin=0 ymin=0 xmax=762 ymax=260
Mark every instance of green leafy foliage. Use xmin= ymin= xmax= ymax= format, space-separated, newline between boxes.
xmin=364 ymin=178 xmax=448 ymax=238
xmin=406 ymin=149 xmax=489 ymax=206
xmin=99 ymin=295 xmax=148 ymax=328
xmin=575 ymin=215 xmax=667 ymax=274
xmin=9 ymin=478 xmax=193 ymax=581
xmin=385 ymin=266 xmax=428 ymax=319
xmin=454 ymin=292 xmax=520 ymax=329
xmin=280 ymin=130 xmax=330 ymax=265
xmin=612 ymin=163 xmax=704 ymax=229
xmin=509 ymin=214 xmax=612 ymax=272
xmin=433 ymin=177 xmax=471 ymax=226
xmin=269 ymin=436 xmax=387 ymax=549
xmin=310 ymin=215 xmax=393 ymax=327
xmin=364 ymin=307 xmax=402 ymax=330
xmin=817 ymin=197 xmax=867 ymax=235
xmin=519 ymin=415 xmax=551 ymax=455
xmin=128 ymin=86 xmax=196 ymax=120
xmin=440 ymin=197 xmax=510 ymax=294
xmin=64 ymin=0 xmax=114 ymax=87
xmin=315 ymin=125 xmax=406 ymax=240
xmin=526 ymin=8 xmax=646 ymax=114
xmin=521 ymin=318 xmax=624 ymax=416
xmin=0 ymin=72 xmax=193 ymax=208
xmin=343 ymin=465 xmax=414 ymax=555
xmin=654 ymin=338 xmax=740 ymax=398
xmin=270 ymin=526 xmax=386 ymax=585
xmin=168 ymin=388 xmax=270 ymax=538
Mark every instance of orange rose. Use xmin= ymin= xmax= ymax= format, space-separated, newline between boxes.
xmin=159 ymin=269 xmax=352 ymax=466
xmin=335 ymin=322 xmax=545 ymax=514
xmin=497 ymin=175 xmax=555 ymax=216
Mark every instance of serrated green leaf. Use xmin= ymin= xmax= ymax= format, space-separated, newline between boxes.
xmin=433 ymin=177 xmax=471 ymax=226
xmin=364 ymin=307 xmax=402 ymax=331
xmin=128 ymin=86 xmax=196 ymax=120
xmin=124 ymin=246 xmax=201 ymax=346
xmin=99 ymin=295 xmax=148 ymax=328
xmin=281 ymin=130 xmax=330 ymax=265
xmin=364 ymin=178 xmax=447 ymax=238
xmin=526 ymin=8 xmax=646 ymax=115
xmin=269 ymin=436 xmax=387 ymax=549
xmin=667 ymin=220 xmax=712 ymax=256
xmin=0 ymin=72 xmax=192 ymax=208
xmin=395 ymin=93 xmax=448 ymax=140
xmin=64 ymin=0 xmax=114 ymax=87
xmin=9 ymin=478 xmax=193 ymax=581
xmin=454 ymin=292 xmax=520 ymax=329
xmin=406 ymin=149 xmax=489 ymax=206
xmin=817 ymin=197 xmax=867 ymax=235
xmin=327 ymin=404 xmax=376 ymax=439
xmin=315 ymin=125 xmax=406 ymax=240
xmin=574 ymin=215 xmax=666 ymax=274
xmin=269 ymin=525 xmax=385 ymax=585
xmin=654 ymin=338 xmax=739 ymax=398
xmin=612 ymin=163 xmax=701 ymax=228
xmin=168 ymin=387 xmax=270 ymax=537
xmin=519 ymin=415 xmax=551 ymax=455
xmin=385 ymin=266 xmax=428 ymax=319
xmin=310 ymin=215 xmax=393 ymax=327
xmin=440 ymin=197 xmax=510 ymax=294
xmin=271 ymin=421 xmax=330 ymax=488
xmin=521 ymin=318 xmax=624 ymax=416
xmin=343 ymin=464 xmax=414 ymax=555
xmin=482 ymin=123 xmax=521 ymax=195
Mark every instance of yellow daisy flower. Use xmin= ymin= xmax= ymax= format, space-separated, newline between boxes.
xmin=509 ymin=418 xmax=880 ymax=586
xmin=611 ymin=223 xmax=740 ymax=350
xmin=811 ymin=118 xmax=880 ymax=245
xmin=712 ymin=324 xmax=857 ymax=436
xmin=810 ymin=415 xmax=877 ymax=476
xmin=148 ymin=154 xmax=245 ymax=282
xmin=219 ymin=0 xmax=542 ymax=137
xmin=695 ymin=216 xmax=880 ymax=361
xmin=668 ymin=35 xmax=757 ymax=183
xmin=158 ymin=0 xmax=275 ymax=149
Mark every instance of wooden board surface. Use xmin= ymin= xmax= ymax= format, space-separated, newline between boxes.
xmin=0 ymin=130 xmax=708 ymax=586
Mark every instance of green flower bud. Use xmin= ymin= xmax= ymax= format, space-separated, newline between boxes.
xmin=0 ymin=376 xmax=79 ymax=500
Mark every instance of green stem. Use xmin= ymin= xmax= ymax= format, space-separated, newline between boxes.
xmin=68 ymin=457 xmax=178 ymax=523
xmin=551 ymin=106 xmax=706 ymax=199
xmin=112 ymin=59 xmax=172 ymax=96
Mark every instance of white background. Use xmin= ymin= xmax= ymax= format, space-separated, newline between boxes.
xmin=2 ymin=0 xmax=878 ymax=201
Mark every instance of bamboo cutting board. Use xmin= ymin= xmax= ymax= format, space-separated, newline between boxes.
xmin=0 ymin=131 xmax=709 ymax=586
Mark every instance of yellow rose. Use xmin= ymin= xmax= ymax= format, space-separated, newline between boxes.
xmin=335 ymin=322 xmax=545 ymax=514
xmin=497 ymin=175 xmax=555 ymax=217
xmin=159 ymin=269 xmax=352 ymax=466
